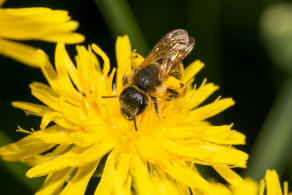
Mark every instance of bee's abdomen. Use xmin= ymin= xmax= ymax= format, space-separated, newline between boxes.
xmin=133 ymin=65 xmax=160 ymax=92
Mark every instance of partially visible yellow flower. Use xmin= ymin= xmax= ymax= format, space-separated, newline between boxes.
xmin=0 ymin=35 xmax=247 ymax=194
xmin=259 ymin=169 xmax=291 ymax=195
xmin=0 ymin=0 xmax=84 ymax=67
xmin=208 ymin=169 xmax=290 ymax=195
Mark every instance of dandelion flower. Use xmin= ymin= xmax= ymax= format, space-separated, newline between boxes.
xmin=0 ymin=35 xmax=248 ymax=194
xmin=0 ymin=0 xmax=84 ymax=67
xmin=207 ymin=169 xmax=290 ymax=195
xmin=259 ymin=169 xmax=291 ymax=195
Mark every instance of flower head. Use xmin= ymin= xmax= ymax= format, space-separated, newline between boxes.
xmin=0 ymin=1 xmax=84 ymax=67
xmin=209 ymin=169 xmax=290 ymax=195
xmin=0 ymin=35 xmax=247 ymax=194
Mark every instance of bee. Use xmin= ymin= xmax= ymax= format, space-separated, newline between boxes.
xmin=103 ymin=29 xmax=195 ymax=130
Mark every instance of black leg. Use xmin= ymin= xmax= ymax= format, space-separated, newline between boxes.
xmin=150 ymin=96 xmax=159 ymax=115
xmin=150 ymin=96 xmax=165 ymax=118
xmin=101 ymin=95 xmax=120 ymax=98
xmin=133 ymin=113 xmax=138 ymax=131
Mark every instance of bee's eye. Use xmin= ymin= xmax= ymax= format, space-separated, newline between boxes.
xmin=119 ymin=87 xmax=148 ymax=119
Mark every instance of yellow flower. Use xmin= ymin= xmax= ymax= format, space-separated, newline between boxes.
xmin=0 ymin=0 xmax=84 ymax=67
xmin=259 ymin=169 xmax=291 ymax=195
xmin=0 ymin=35 xmax=247 ymax=195
xmin=208 ymin=169 xmax=291 ymax=195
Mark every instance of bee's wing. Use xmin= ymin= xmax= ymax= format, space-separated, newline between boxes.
xmin=140 ymin=29 xmax=195 ymax=81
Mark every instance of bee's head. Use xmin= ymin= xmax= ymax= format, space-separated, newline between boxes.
xmin=119 ymin=86 xmax=148 ymax=120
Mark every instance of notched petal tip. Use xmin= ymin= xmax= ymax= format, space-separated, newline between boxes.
xmin=115 ymin=35 xmax=132 ymax=92
xmin=183 ymin=60 xmax=205 ymax=83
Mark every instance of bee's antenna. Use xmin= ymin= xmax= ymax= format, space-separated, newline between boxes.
xmin=101 ymin=96 xmax=120 ymax=98
xmin=133 ymin=114 xmax=138 ymax=131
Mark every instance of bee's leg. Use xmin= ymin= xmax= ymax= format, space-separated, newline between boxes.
xmin=167 ymin=88 xmax=180 ymax=98
xmin=133 ymin=113 xmax=138 ymax=131
xmin=122 ymin=75 xmax=128 ymax=86
xmin=165 ymin=76 xmax=186 ymax=98
xmin=150 ymin=96 xmax=164 ymax=118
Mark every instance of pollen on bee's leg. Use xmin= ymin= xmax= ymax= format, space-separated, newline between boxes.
xmin=166 ymin=88 xmax=180 ymax=98
xmin=165 ymin=76 xmax=185 ymax=95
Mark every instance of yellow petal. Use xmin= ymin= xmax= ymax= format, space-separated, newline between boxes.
xmin=33 ymin=126 xmax=73 ymax=145
xmin=36 ymin=168 xmax=74 ymax=195
xmin=55 ymin=42 xmax=81 ymax=91
xmin=25 ymin=146 xmax=87 ymax=178
xmin=0 ymin=8 xmax=84 ymax=43
xmin=0 ymin=8 xmax=68 ymax=18
xmin=39 ymin=33 xmax=85 ymax=44
xmin=69 ymin=138 xmax=116 ymax=167
xmin=12 ymin=101 xmax=52 ymax=117
xmin=0 ymin=38 xmax=47 ymax=67
xmin=26 ymin=154 xmax=73 ymax=178
xmin=91 ymin=43 xmax=110 ymax=76
xmin=29 ymin=82 xmax=85 ymax=128
xmin=136 ymin=136 xmax=169 ymax=162
xmin=21 ymin=144 xmax=72 ymax=167
xmin=183 ymin=60 xmax=205 ymax=83
xmin=112 ymin=149 xmax=133 ymax=195
xmin=37 ymin=51 xmax=61 ymax=92
xmin=151 ymin=174 xmax=186 ymax=195
xmin=208 ymin=182 xmax=233 ymax=195
xmin=192 ymin=125 xmax=246 ymax=145
xmin=265 ymin=169 xmax=282 ymax=195
xmin=115 ymin=35 xmax=132 ymax=93
xmin=12 ymin=101 xmax=81 ymax=131
xmin=0 ymin=134 xmax=54 ymax=162
xmin=165 ymin=124 xmax=245 ymax=145
xmin=94 ymin=150 xmax=116 ymax=195
xmin=233 ymin=178 xmax=258 ymax=195
xmin=29 ymin=82 xmax=60 ymax=111
xmin=21 ymin=155 xmax=49 ymax=167
xmin=184 ymin=98 xmax=235 ymax=123
xmin=160 ymin=160 xmax=214 ymax=195
xmin=91 ymin=44 xmax=114 ymax=97
xmin=27 ymin=139 xmax=115 ymax=178
xmin=178 ymin=82 xmax=219 ymax=112
xmin=200 ymin=127 xmax=245 ymax=145
xmin=212 ymin=164 xmax=244 ymax=187
xmin=75 ymin=45 xmax=95 ymax=94
xmin=259 ymin=179 xmax=265 ymax=195
xmin=33 ymin=126 xmax=109 ymax=147
xmin=54 ymin=42 xmax=82 ymax=103
xmin=284 ymin=181 xmax=288 ymax=195
xmin=132 ymin=154 xmax=154 ymax=195
xmin=40 ymin=112 xmax=60 ymax=130
xmin=161 ymin=138 xmax=248 ymax=167
xmin=60 ymin=161 xmax=99 ymax=195
xmin=95 ymin=147 xmax=132 ymax=195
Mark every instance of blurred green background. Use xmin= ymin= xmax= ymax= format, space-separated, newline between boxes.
xmin=1 ymin=0 xmax=292 ymax=194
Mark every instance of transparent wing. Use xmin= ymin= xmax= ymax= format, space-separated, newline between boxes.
xmin=140 ymin=29 xmax=195 ymax=81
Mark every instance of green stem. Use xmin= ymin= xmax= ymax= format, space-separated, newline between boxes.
xmin=245 ymin=77 xmax=292 ymax=180
xmin=94 ymin=0 xmax=149 ymax=55
xmin=0 ymin=131 xmax=43 ymax=191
